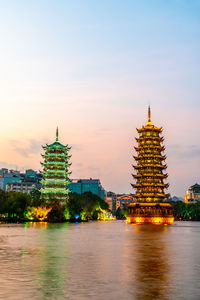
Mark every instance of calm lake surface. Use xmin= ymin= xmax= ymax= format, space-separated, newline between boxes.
xmin=0 ymin=221 xmax=200 ymax=300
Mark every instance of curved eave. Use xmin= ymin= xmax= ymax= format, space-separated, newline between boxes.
xmin=137 ymin=125 xmax=162 ymax=133
xmin=136 ymin=137 xmax=164 ymax=142
xmin=133 ymin=173 xmax=168 ymax=178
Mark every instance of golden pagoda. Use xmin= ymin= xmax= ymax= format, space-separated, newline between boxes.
xmin=126 ymin=107 xmax=174 ymax=224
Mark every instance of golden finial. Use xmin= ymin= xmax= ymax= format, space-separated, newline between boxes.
xmin=56 ymin=127 xmax=59 ymax=141
xmin=148 ymin=105 xmax=151 ymax=122
xmin=146 ymin=105 xmax=152 ymax=125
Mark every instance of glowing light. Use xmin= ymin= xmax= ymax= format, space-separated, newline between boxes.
xmin=98 ymin=208 xmax=116 ymax=221
xmin=126 ymin=215 xmax=174 ymax=225
xmin=26 ymin=206 xmax=52 ymax=221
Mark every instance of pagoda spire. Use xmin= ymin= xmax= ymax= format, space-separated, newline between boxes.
xmin=56 ymin=127 xmax=59 ymax=141
xmin=146 ymin=105 xmax=152 ymax=125
xmin=148 ymin=105 xmax=151 ymax=122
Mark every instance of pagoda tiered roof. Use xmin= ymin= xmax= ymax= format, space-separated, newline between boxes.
xmin=131 ymin=106 xmax=169 ymax=203
xmin=40 ymin=128 xmax=71 ymax=204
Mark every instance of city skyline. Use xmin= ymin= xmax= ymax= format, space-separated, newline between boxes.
xmin=0 ymin=1 xmax=200 ymax=197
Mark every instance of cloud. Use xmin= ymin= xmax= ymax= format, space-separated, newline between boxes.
xmin=9 ymin=138 xmax=47 ymax=157
xmin=168 ymin=144 xmax=200 ymax=160
xmin=73 ymin=163 xmax=83 ymax=167
xmin=70 ymin=144 xmax=82 ymax=151
xmin=0 ymin=161 xmax=19 ymax=170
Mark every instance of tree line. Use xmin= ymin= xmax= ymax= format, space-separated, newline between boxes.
xmin=0 ymin=190 xmax=110 ymax=222
xmin=1 ymin=190 xmax=200 ymax=222
xmin=169 ymin=200 xmax=200 ymax=221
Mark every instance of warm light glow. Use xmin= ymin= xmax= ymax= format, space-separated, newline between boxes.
xmin=27 ymin=206 xmax=52 ymax=221
xmin=98 ymin=208 xmax=116 ymax=221
xmin=135 ymin=217 xmax=144 ymax=223
xmin=126 ymin=216 xmax=174 ymax=225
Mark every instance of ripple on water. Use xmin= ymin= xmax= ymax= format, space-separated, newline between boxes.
xmin=0 ymin=221 xmax=200 ymax=299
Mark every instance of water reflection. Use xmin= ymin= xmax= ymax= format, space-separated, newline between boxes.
xmin=1 ymin=221 xmax=200 ymax=299
xmin=26 ymin=223 xmax=70 ymax=299
xmin=130 ymin=225 xmax=172 ymax=299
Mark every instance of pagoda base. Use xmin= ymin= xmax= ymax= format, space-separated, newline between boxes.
xmin=126 ymin=203 xmax=174 ymax=225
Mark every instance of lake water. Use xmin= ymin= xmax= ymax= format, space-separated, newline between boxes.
xmin=0 ymin=221 xmax=200 ymax=300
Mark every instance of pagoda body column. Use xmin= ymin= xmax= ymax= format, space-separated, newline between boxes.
xmin=40 ymin=128 xmax=71 ymax=207
xmin=126 ymin=107 xmax=174 ymax=224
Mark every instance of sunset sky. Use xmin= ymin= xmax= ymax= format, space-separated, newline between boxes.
xmin=0 ymin=0 xmax=199 ymax=196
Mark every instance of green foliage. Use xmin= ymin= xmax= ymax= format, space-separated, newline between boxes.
xmin=115 ymin=207 xmax=127 ymax=219
xmin=0 ymin=189 xmax=110 ymax=222
xmin=0 ymin=191 xmax=31 ymax=218
xmin=1 ymin=188 xmax=200 ymax=223
xmin=0 ymin=190 xmax=42 ymax=219
xmin=169 ymin=200 xmax=200 ymax=221
xmin=63 ymin=207 xmax=71 ymax=220
xmin=66 ymin=191 xmax=109 ymax=221
xmin=29 ymin=189 xmax=43 ymax=207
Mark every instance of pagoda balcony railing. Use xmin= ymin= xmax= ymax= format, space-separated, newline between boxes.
xmin=45 ymin=155 xmax=71 ymax=160
xmin=45 ymin=158 xmax=66 ymax=161
xmin=43 ymin=163 xmax=71 ymax=168
xmin=134 ymin=194 xmax=166 ymax=198
xmin=42 ymin=194 xmax=68 ymax=198
xmin=42 ymin=169 xmax=66 ymax=173
xmin=43 ymin=179 xmax=70 ymax=184
xmin=134 ymin=155 xmax=166 ymax=161
xmin=43 ymin=181 xmax=69 ymax=185
xmin=46 ymin=150 xmax=69 ymax=154
xmin=42 ymin=154 xmax=66 ymax=158
xmin=43 ymin=167 xmax=66 ymax=171
xmin=134 ymin=164 xmax=167 ymax=169
xmin=45 ymin=147 xmax=68 ymax=151
xmin=43 ymin=161 xmax=66 ymax=165
xmin=41 ymin=179 xmax=67 ymax=183
xmin=135 ymin=145 xmax=165 ymax=151
xmin=133 ymin=160 xmax=166 ymax=165
xmin=128 ymin=212 xmax=173 ymax=217
xmin=136 ymin=136 xmax=164 ymax=142
xmin=44 ymin=176 xmax=67 ymax=180
xmin=133 ymin=183 xmax=169 ymax=188
xmin=41 ymin=187 xmax=68 ymax=192
xmin=43 ymin=153 xmax=66 ymax=157
xmin=138 ymin=143 xmax=162 ymax=147
xmin=133 ymin=192 xmax=167 ymax=197
xmin=133 ymin=172 xmax=168 ymax=176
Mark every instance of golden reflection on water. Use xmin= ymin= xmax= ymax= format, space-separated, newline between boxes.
xmin=124 ymin=224 xmax=172 ymax=300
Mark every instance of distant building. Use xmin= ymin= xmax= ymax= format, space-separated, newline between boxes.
xmin=6 ymin=181 xmax=37 ymax=193
xmin=69 ymin=179 xmax=106 ymax=200
xmin=184 ymin=184 xmax=200 ymax=204
xmin=0 ymin=168 xmax=42 ymax=193
xmin=116 ymin=194 xmax=134 ymax=210
xmin=1 ymin=170 xmax=23 ymax=191
xmin=105 ymin=191 xmax=117 ymax=211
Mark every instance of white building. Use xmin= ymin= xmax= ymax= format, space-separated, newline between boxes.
xmin=184 ymin=183 xmax=200 ymax=204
